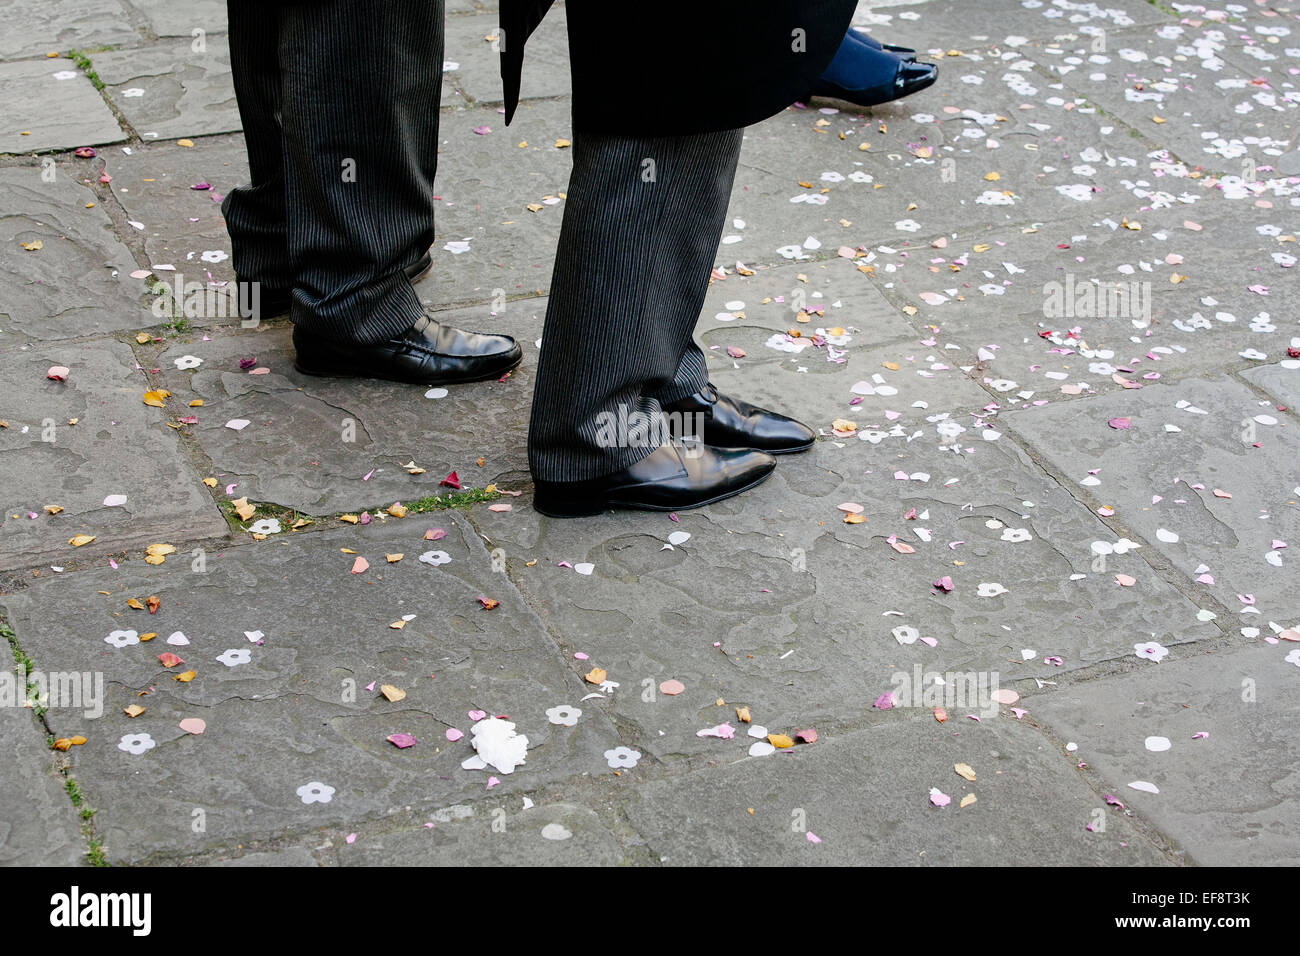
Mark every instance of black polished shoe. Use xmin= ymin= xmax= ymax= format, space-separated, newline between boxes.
xmin=662 ymin=385 xmax=815 ymax=455
xmin=293 ymin=313 xmax=522 ymax=385
xmin=809 ymin=59 xmax=938 ymax=109
xmin=236 ymin=250 xmax=434 ymax=322
xmin=532 ymin=440 xmax=777 ymax=518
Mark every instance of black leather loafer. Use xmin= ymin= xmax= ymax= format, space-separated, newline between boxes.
xmin=293 ymin=313 xmax=522 ymax=385
xmin=236 ymin=250 xmax=434 ymax=322
xmin=809 ymin=60 xmax=938 ymax=109
xmin=662 ymin=385 xmax=815 ymax=455
xmin=532 ymin=440 xmax=777 ymax=518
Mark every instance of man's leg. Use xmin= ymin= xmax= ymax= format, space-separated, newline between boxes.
xmin=528 ymin=128 xmax=745 ymax=483
xmin=277 ymin=0 xmax=444 ymax=345
xmin=222 ymin=1 xmax=291 ymax=293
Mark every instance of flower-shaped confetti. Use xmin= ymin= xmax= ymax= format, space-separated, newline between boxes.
xmin=1001 ymin=528 xmax=1033 ymax=543
xmin=296 ymin=781 xmax=335 ymax=804
xmin=248 ymin=518 xmax=281 ymax=535
xmin=976 ymin=582 xmax=1008 ymax=597
xmin=1134 ymin=640 xmax=1170 ymax=663
xmin=173 ymin=354 xmax=202 ymax=370
xmin=419 ymin=550 xmax=451 ymax=566
xmin=604 ymin=746 xmax=641 ymax=769
xmin=1285 ymin=648 xmax=1300 ymax=668
xmin=118 ymin=732 xmax=156 ymax=756
xmin=105 ymin=629 xmax=139 ymax=648
xmin=546 ymin=705 xmax=582 ymax=727
xmin=216 ymin=648 xmax=252 ymax=668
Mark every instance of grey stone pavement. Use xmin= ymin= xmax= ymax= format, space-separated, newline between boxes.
xmin=0 ymin=0 xmax=1297 ymax=867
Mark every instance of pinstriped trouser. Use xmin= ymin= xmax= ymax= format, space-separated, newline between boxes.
xmin=222 ymin=0 xmax=442 ymax=345
xmin=528 ymin=128 xmax=745 ymax=482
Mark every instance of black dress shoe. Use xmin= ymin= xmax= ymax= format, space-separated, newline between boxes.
xmin=809 ymin=60 xmax=938 ymax=109
xmin=293 ymin=314 xmax=522 ymax=385
xmin=532 ymin=440 xmax=776 ymax=518
xmin=236 ymin=250 xmax=434 ymax=321
xmin=662 ymin=385 xmax=815 ymax=455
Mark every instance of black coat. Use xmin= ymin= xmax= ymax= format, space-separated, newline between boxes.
xmin=501 ymin=0 xmax=858 ymax=135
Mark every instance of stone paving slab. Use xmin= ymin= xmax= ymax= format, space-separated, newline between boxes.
xmin=0 ymin=0 xmax=140 ymax=62
xmin=0 ymin=164 xmax=152 ymax=343
xmin=410 ymin=99 xmax=572 ymax=307
xmin=93 ymin=37 xmax=239 ymax=141
xmin=127 ymin=0 xmax=226 ymax=39
xmin=739 ymin=52 xmax=1144 ymax=256
xmin=105 ymin=134 xmax=247 ymax=296
xmin=1031 ymin=643 xmax=1300 ymax=865
xmin=848 ymin=0 xmax=1171 ymax=53
xmin=857 ymin=191 xmax=1298 ymax=416
xmin=473 ymin=431 xmax=1210 ymax=765
xmin=693 ymin=258 xmax=993 ymax=418
xmin=0 ymin=513 xmax=625 ymax=863
xmin=1041 ymin=19 xmax=1300 ymax=174
xmin=445 ymin=9 xmax=571 ymax=107
xmin=149 ymin=306 xmax=539 ymax=514
xmin=0 ymin=686 xmax=87 ymax=866
xmin=1241 ymin=360 xmax=1300 ymax=411
xmin=328 ymin=799 xmax=630 ymax=866
xmin=1001 ymin=373 xmax=1300 ymax=621
xmin=0 ymin=58 xmax=125 ymax=154
xmin=0 ymin=339 xmax=227 ymax=573
xmin=621 ymin=711 xmax=1172 ymax=865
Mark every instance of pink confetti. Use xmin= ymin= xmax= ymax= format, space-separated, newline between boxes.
xmin=345 ymin=833 xmax=357 ymax=844
xmin=873 ymin=692 xmax=896 ymax=710
xmin=695 ymin=722 xmax=736 ymax=739
xmin=486 ymin=776 xmax=500 ymax=789
xmin=365 ymin=681 xmax=376 ymax=692
xmin=574 ymin=652 xmax=589 ymax=660
xmin=424 ymin=528 xmax=447 ymax=540
xmin=929 ymin=788 xmax=951 ymax=808
xmin=387 ymin=733 xmax=417 ymax=749
xmin=933 ymin=576 xmax=954 ymax=592
xmin=445 ymin=728 xmax=464 ymax=742
xmin=1108 ymin=417 xmax=1132 ymax=430
xmin=468 ymin=709 xmax=487 ymax=721
xmin=806 ymin=831 xmax=821 ymax=844
xmin=1192 ymin=732 xmax=1209 ymax=740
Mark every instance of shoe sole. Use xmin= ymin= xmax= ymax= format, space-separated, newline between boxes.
xmin=532 ymin=467 xmax=776 ymax=519
xmin=293 ymin=350 xmax=522 ymax=386
xmin=767 ymin=438 xmax=815 ymax=455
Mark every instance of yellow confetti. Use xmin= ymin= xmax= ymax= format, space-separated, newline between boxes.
xmin=124 ymin=704 xmax=145 ymax=718
xmin=173 ymin=669 xmax=197 ymax=682
xmin=955 ymin=762 xmax=976 ymax=782
xmin=380 ymin=684 xmax=406 ymax=702
xmin=20 ymin=239 xmax=43 ymax=251
xmin=177 ymin=138 xmax=195 ymax=147
xmin=960 ymin=793 xmax=977 ymax=808
xmin=768 ymin=733 xmax=795 ymax=749
xmin=68 ymin=534 xmax=95 ymax=548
